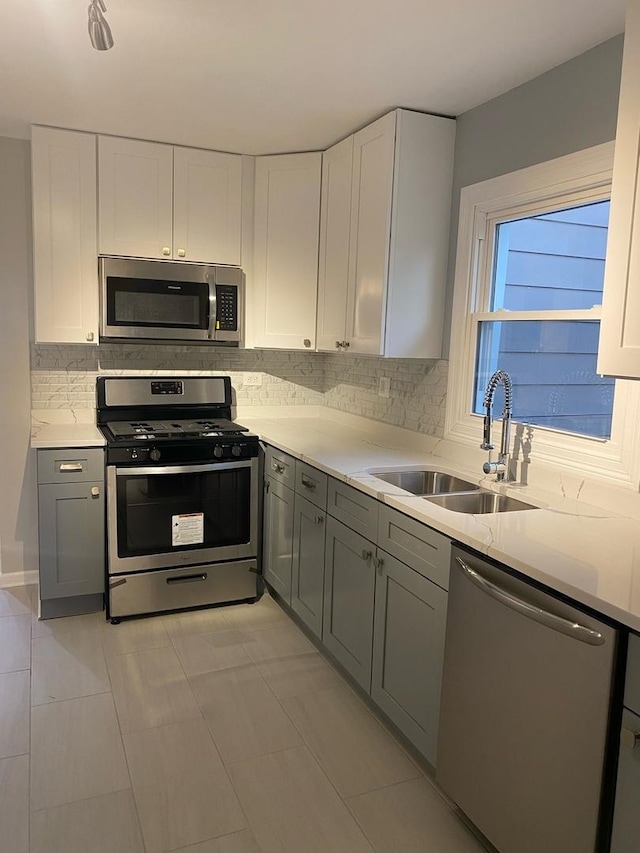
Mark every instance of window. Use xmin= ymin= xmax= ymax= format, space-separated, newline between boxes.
xmin=473 ymin=200 xmax=614 ymax=440
xmin=447 ymin=143 xmax=640 ymax=487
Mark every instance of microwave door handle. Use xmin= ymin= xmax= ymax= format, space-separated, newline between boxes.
xmin=207 ymin=275 xmax=217 ymax=340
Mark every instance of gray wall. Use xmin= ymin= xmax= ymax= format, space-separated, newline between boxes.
xmin=444 ymin=34 xmax=624 ymax=353
xmin=0 ymin=137 xmax=37 ymax=578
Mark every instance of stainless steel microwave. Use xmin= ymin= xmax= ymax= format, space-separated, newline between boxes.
xmin=99 ymin=257 xmax=244 ymax=345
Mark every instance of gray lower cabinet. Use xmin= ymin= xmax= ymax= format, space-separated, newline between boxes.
xmin=37 ymin=448 xmax=105 ymax=617
xmin=262 ymin=475 xmax=294 ymax=602
xmin=291 ymin=494 xmax=326 ymax=637
xmin=611 ymin=633 xmax=640 ymax=852
xmin=323 ymin=515 xmax=376 ymax=691
xmin=371 ymin=549 xmax=448 ymax=765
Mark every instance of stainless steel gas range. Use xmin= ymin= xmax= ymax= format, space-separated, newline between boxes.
xmin=97 ymin=376 xmax=260 ymax=621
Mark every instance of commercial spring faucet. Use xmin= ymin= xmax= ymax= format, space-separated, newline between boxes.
xmin=480 ymin=369 xmax=513 ymax=482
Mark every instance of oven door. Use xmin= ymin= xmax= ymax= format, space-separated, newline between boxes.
xmin=107 ymin=459 xmax=258 ymax=574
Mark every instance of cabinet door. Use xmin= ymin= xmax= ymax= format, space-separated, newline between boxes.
xmin=173 ymin=147 xmax=242 ymax=265
xmin=371 ymin=550 xmax=447 ymax=765
xmin=38 ymin=482 xmax=105 ymax=599
xmin=31 ymin=127 xmax=99 ymax=345
xmin=98 ymin=136 xmax=173 ymax=259
xmin=291 ymin=494 xmax=326 ymax=637
xmin=323 ymin=516 xmax=375 ymax=691
xmin=316 ymin=136 xmax=353 ymax=352
xmin=598 ymin=1 xmax=640 ymax=378
xmin=610 ymin=708 xmax=640 ymax=853
xmin=253 ymin=153 xmax=321 ymax=350
xmin=345 ymin=112 xmax=396 ymax=355
xmin=262 ymin=476 xmax=294 ymax=603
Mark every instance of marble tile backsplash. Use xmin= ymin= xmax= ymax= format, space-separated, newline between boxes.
xmin=31 ymin=345 xmax=448 ymax=437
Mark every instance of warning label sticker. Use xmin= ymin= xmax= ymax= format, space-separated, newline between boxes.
xmin=172 ymin=513 xmax=204 ymax=547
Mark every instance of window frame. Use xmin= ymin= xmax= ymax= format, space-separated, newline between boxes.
xmin=446 ymin=142 xmax=640 ymax=489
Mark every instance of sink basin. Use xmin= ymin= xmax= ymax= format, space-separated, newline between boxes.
xmin=424 ymin=490 xmax=538 ymax=514
xmin=370 ymin=470 xmax=479 ymax=495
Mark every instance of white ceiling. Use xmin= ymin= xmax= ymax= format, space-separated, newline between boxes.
xmin=0 ymin=0 xmax=626 ymax=155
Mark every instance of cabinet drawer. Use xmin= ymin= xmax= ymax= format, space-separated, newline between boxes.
xmin=295 ymin=460 xmax=327 ymax=509
xmin=37 ymin=448 xmax=104 ymax=485
xmin=327 ymin=479 xmax=378 ymax=541
xmin=264 ymin=445 xmax=296 ymax=488
xmin=625 ymin=633 xmax=640 ymax=715
xmin=377 ymin=505 xmax=450 ymax=590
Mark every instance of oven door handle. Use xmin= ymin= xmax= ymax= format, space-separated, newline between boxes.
xmin=116 ymin=461 xmax=252 ymax=476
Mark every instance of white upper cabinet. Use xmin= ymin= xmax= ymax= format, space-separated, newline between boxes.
xmin=598 ymin=1 xmax=640 ymax=378
xmin=173 ymin=147 xmax=242 ymax=264
xmin=316 ymin=136 xmax=353 ymax=351
xmin=253 ymin=153 xmax=322 ymax=350
xmin=316 ymin=109 xmax=456 ymax=358
xmin=32 ymin=126 xmax=99 ymax=344
xmin=98 ymin=136 xmax=173 ymax=259
xmin=98 ymin=136 xmax=243 ymax=264
xmin=346 ymin=113 xmax=397 ymax=355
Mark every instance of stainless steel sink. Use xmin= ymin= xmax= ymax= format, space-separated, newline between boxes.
xmin=424 ymin=490 xmax=538 ymax=514
xmin=370 ymin=470 xmax=480 ymax=496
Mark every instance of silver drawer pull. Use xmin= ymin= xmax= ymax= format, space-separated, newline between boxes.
xmin=315 ymin=515 xmax=324 ymax=525
xmin=58 ymin=462 xmax=84 ymax=473
xmin=273 ymin=462 xmax=285 ymax=474
xmin=301 ymin=475 xmax=316 ymax=490
xmin=361 ymin=549 xmax=373 ymax=562
xmin=91 ymin=486 xmax=100 ymax=498
xmin=166 ymin=573 xmax=208 ymax=586
xmin=455 ymin=557 xmax=605 ymax=646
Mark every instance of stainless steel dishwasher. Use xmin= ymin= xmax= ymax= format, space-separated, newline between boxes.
xmin=437 ymin=546 xmax=620 ymax=853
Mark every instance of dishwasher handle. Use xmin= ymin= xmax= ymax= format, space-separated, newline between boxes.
xmin=455 ymin=557 xmax=605 ymax=646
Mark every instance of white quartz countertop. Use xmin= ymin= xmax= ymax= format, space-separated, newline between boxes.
xmin=31 ymin=421 xmax=105 ymax=449
xmin=238 ymin=411 xmax=640 ymax=633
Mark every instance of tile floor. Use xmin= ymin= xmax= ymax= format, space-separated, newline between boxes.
xmin=0 ymin=584 xmax=490 ymax=853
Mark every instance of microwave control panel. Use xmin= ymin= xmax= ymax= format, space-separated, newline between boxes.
xmin=216 ymin=285 xmax=238 ymax=332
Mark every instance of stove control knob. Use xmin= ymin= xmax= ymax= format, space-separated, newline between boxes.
xmin=231 ymin=444 xmax=242 ymax=457
xmin=149 ymin=448 xmax=161 ymax=462
xmin=213 ymin=446 xmax=224 ymax=459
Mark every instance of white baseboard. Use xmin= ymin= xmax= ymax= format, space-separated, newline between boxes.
xmin=0 ymin=570 xmax=38 ymax=589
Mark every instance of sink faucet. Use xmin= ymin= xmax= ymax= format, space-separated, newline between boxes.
xmin=480 ymin=369 xmax=513 ymax=482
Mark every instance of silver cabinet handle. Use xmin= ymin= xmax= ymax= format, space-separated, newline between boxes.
xmin=315 ymin=515 xmax=324 ymax=525
xmin=342 ymin=340 xmax=350 ymax=349
xmin=303 ymin=339 xmax=311 ymax=348
xmin=265 ymin=479 xmax=271 ymax=493
xmin=86 ymin=331 xmax=94 ymax=342
xmin=374 ymin=556 xmax=384 ymax=572
xmin=90 ymin=486 xmax=100 ymax=498
xmin=335 ymin=341 xmax=343 ymax=349
xmin=162 ymin=247 xmax=171 ymax=256
xmin=177 ymin=248 xmax=186 ymax=258
xmin=273 ymin=462 xmax=285 ymax=474
xmin=301 ymin=475 xmax=316 ymax=490
xmin=621 ymin=727 xmax=640 ymax=749
xmin=361 ymin=549 xmax=373 ymax=561
xmin=58 ymin=462 xmax=84 ymax=473
xmin=455 ymin=557 xmax=605 ymax=646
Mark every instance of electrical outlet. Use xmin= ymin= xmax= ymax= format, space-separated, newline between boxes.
xmin=244 ymin=373 xmax=263 ymax=387
xmin=378 ymin=376 xmax=391 ymax=398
